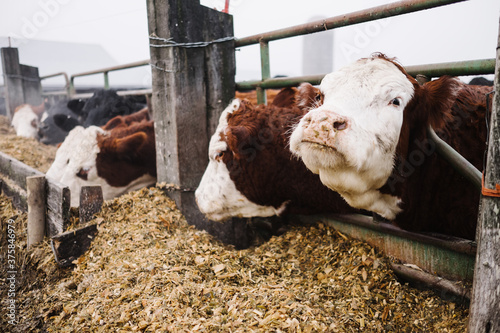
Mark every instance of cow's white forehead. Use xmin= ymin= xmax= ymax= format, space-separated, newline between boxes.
xmin=208 ymin=98 xmax=240 ymax=158
xmin=320 ymin=57 xmax=414 ymax=108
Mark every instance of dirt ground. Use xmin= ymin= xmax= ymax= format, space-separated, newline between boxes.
xmin=0 ymin=115 xmax=470 ymax=332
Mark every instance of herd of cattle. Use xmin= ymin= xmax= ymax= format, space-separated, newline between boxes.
xmin=9 ymin=53 xmax=494 ymax=240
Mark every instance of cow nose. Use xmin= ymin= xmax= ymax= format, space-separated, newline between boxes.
xmin=305 ymin=110 xmax=349 ymax=131
xmin=333 ymin=119 xmax=347 ymax=131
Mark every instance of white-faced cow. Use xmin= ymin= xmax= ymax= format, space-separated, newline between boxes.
xmin=290 ymin=53 xmax=492 ymax=239
xmin=11 ymin=102 xmax=45 ymax=138
xmin=46 ymin=108 xmax=156 ymax=207
xmin=195 ymin=84 xmax=356 ymax=222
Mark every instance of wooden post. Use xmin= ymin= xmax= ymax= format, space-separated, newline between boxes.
xmin=147 ymin=0 xmax=243 ymax=245
xmin=468 ymin=19 xmax=500 ymax=333
xmin=20 ymin=64 xmax=42 ymax=106
xmin=1 ymin=47 xmax=24 ymax=120
xmin=27 ymin=175 xmax=46 ymax=248
xmin=79 ymin=186 xmax=103 ymax=223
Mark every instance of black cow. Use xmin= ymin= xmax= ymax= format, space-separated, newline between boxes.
xmin=54 ymin=89 xmax=146 ymax=133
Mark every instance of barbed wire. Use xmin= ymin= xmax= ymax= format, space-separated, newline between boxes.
xmin=149 ymin=35 xmax=234 ymax=49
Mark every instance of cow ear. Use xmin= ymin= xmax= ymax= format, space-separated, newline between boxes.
xmin=225 ymin=126 xmax=252 ymax=158
xmin=102 ymin=116 xmax=125 ymax=130
xmin=67 ymin=99 xmax=86 ymax=114
xmin=297 ymin=82 xmax=323 ymax=110
xmin=272 ymin=87 xmax=298 ymax=107
xmin=114 ymin=132 xmax=148 ymax=156
xmin=419 ymin=76 xmax=460 ymax=129
xmin=53 ymin=114 xmax=81 ymax=132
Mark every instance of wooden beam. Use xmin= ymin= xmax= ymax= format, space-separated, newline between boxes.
xmin=1 ymin=47 xmax=24 ymax=119
xmin=79 ymin=186 xmax=103 ymax=223
xmin=468 ymin=18 xmax=500 ymax=333
xmin=51 ymin=224 xmax=98 ymax=267
xmin=45 ymin=179 xmax=71 ymax=237
xmin=0 ymin=151 xmax=44 ymax=211
xmin=20 ymin=64 xmax=42 ymax=106
xmin=147 ymin=0 xmax=245 ymax=246
xmin=27 ymin=175 xmax=46 ymax=248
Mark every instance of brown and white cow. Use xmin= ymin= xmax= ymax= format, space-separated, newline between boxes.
xmin=11 ymin=102 xmax=45 ymax=138
xmin=290 ymin=53 xmax=492 ymax=239
xmin=195 ymin=84 xmax=356 ymax=221
xmin=46 ymin=108 xmax=156 ymax=207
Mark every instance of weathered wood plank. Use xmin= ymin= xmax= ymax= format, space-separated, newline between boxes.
xmin=147 ymin=0 xmax=242 ymax=246
xmin=0 ymin=151 xmax=43 ymax=190
xmin=0 ymin=151 xmax=43 ymax=211
xmin=45 ymin=179 xmax=71 ymax=237
xmin=0 ymin=176 xmax=27 ymax=211
xmin=27 ymin=175 xmax=46 ymax=248
xmin=20 ymin=64 xmax=42 ymax=106
xmin=468 ymin=19 xmax=500 ymax=333
xmin=79 ymin=186 xmax=103 ymax=223
xmin=1 ymin=47 xmax=24 ymax=119
xmin=51 ymin=224 xmax=98 ymax=267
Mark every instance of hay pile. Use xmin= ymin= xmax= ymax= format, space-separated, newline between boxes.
xmin=17 ymin=187 xmax=465 ymax=332
xmin=0 ymin=115 xmax=57 ymax=173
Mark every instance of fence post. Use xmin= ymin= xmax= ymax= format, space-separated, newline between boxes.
xmin=27 ymin=175 xmax=46 ymax=248
xmin=20 ymin=64 xmax=42 ymax=106
xmin=147 ymin=0 xmax=241 ymax=244
xmin=468 ymin=19 xmax=500 ymax=333
xmin=1 ymin=47 xmax=24 ymax=120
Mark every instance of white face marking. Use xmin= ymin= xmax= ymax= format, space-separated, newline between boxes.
xmin=290 ymin=57 xmax=414 ymax=219
xmin=11 ymin=105 xmax=39 ymax=138
xmin=46 ymin=126 xmax=156 ymax=207
xmin=195 ymin=99 xmax=284 ymax=221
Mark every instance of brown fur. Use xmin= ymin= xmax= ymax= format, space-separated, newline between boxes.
xmin=96 ymin=112 xmax=156 ymax=187
xmin=221 ymin=87 xmax=356 ymax=216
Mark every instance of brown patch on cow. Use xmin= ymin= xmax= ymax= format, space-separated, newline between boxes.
xmin=102 ymin=108 xmax=150 ymax=131
xmin=96 ymin=115 xmax=156 ymax=188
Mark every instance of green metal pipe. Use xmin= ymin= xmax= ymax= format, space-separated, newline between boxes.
xmin=235 ymin=0 xmax=467 ymax=47
xmin=406 ymin=58 xmax=496 ymax=78
xmin=236 ymin=58 xmax=495 ymax=91
xmin=104 ymin=72 xmax=110 ymax=90
xmin=427 ymin=126 xmax=482 ymax=191
xmin=257 ymin=41 xmax=271 ymax=104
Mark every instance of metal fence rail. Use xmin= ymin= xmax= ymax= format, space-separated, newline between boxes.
xmin=234 ymin=0 xmax=474 ymax=103
xmin=40 ymin=60 xmax=151 ymax=99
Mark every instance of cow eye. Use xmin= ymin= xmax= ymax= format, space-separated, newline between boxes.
xmin=214 ymin=151 xmax=225 ymax=161
xmin=76 ymin=167 xmax=89 ymax=181
xmin=390 ymin=98 xmax=401 ymax=106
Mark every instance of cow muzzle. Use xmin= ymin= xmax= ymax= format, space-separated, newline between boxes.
xmin=300 ymin=109 xmax=349 ymax=148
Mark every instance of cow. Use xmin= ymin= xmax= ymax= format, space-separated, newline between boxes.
xmin=11 ymin=102 xmax=45 ymax=138
xmin=38 ymin=90 xmax=147 ymax=145
xmin=38 ymin=99 xmax=81 ymax=145
xmin=46 ymin=108 xmax=156 ymax=207
xmin=53 ymin=89 xmax=147 ymax=133
xmin=195 ymin=84 xmax=356 ymax=222
xmin=290 ymin=53 xmax=492 ymax=239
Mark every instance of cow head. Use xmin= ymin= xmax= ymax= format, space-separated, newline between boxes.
xmin=195 ymin=99 xmax=284 ymax=221
xmin=196 ymin=84 xmax=327 ymax=221
xmin=46 ymin=122 xmax=156 ymax=207
xmin=11 ymin=103 xmax=44 ymax=139
xmin=290 ymin=53 xmax=460 ymax=220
